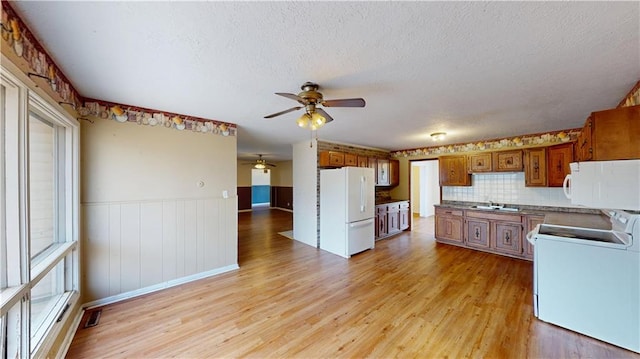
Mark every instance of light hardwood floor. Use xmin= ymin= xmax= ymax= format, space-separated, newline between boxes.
xmin=66 ymin=210 xmax=639 ymax=358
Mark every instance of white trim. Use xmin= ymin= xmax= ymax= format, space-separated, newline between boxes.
xmin=82 ymin=264 xmax=240 ymax=309
xmin=272 ymin=207 xmax=293 ymax=213
xmin=56 ymin=303 xmax=84 ymax=359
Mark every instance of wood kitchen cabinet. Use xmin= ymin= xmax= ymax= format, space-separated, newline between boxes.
xmin=465 ymin=218 xmax=490 ymax=249
xmin=399 ymin=201 xmax=410 ymax=230
xmin=547 ymin=143 xmax=573 ymax=187
xmin=576 ymin=105 xmax=640 ymax=161
xmin=319 ymin=151 xmax=345 ymax=167
xmin=435 ymin=207 xmax=464 ymax=244
xmin=357 ymin=155 xmax=369 ymax=167
xmin=387 ymin=203 xmax=400 ymax=234
xmin=524 ymin=147 xmax=547 ymax=187
xmin=524 ymin=215 xmax=545 ymax=260
xmin=439 ymin=156 xmax=471 ymax=186
xmin=376 ymin=205 xmax=387 ymax=239
xmin=453 ymin=209 xmax=527 ymax=260
xmin=344 ymin=153 xmax=357 ymax=167
xmin=492 ymin=221 xmax=523 ymax=256
xmin=468 ymin=153 xmax=493 ymax=173
xmin=377 ymin=159 xmax=390 ymax=185
xmin=368 ymin=157 xmax=378 ymax=183
xmin=375 ymin=200 xmax=409 ymax=240
xmin=492 ymin=150 xmax=523 ymax=172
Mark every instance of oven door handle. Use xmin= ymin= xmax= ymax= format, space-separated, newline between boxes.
xmin=563 ymin=174 xmax=571 ymax=199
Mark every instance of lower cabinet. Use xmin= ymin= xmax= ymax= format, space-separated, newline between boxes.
xmin=376 ymin=201 xmax=410 ymax=240
xmin=435 ymin=207 xmax=464 ymax=244
xmin=436 ymin=206 xmax=540 ymax=261
xmin=524 ymin=215 xmax=544 ymax=260
xmin=465 ymin=219 xmax=490 ymax=249
xmin=399 ymin=202 xmax=410 ymax=230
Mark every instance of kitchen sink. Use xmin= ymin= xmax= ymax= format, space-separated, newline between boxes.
xmin=470 ymin=205 xmax=519 ymax=212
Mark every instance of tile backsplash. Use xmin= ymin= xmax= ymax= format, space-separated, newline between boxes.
xmin=442 ymin=173 xmax=575 ymax=207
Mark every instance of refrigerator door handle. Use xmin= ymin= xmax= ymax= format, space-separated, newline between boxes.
xmin=349 ymin=218 xmax=374 ymax=228
xmin=360 ymin=176 xmax=366 ymax=212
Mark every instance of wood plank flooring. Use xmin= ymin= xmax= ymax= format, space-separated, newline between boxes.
xmin=66 ymin=209 xmax=639 ymax=358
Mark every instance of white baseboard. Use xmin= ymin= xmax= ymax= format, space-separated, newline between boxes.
xmin=82 ymin=264 xmax=240 ymax=309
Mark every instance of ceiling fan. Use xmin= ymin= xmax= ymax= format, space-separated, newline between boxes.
xmin=264 ymin=82 xmax=366 ymax=130
xmin=244 ymin=154 xmax=277 ymax=169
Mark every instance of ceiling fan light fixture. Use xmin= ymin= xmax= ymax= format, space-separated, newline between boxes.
xmin=311 ymin=112 xmax=326 ymax=127
xmin=296 ymin=113 xmax=310 ymax=128
xmin=431 ymin=132 xmax=447 ymax=141
xmin=254 ymin=163 xmax=266 ymax=169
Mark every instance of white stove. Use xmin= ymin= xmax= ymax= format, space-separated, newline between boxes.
xmin=527 ymin=209 xmax=640 ymax=353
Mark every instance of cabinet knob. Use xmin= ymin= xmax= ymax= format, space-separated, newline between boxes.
xmin=475 ymin=228 xmax=480 ymax=238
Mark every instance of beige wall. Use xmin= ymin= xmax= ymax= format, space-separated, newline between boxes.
xmin=237 ymin=160 xmax=252 ymax=186
xmin=271 ymin=160 xmax=293 ymax=186
xmin=81 ymin=119 xmax=238 ymax=303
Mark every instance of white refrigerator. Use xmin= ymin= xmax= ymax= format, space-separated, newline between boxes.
xmin=320 ymin=167 xmax=375 ymax=258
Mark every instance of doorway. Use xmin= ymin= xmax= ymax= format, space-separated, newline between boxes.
xmin=410 ymin=160 xmax=440 ymax=218
xmin=251 ymin=168 xmax=271 ymax=209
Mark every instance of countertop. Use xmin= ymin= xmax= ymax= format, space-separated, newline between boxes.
xmin=376 ymin=198 xmax=409 ymax=205
xmin=436 ymin=201 xmax=602 ymax=216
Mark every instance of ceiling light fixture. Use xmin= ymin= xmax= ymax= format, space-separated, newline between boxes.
xmin=254 ymin=163 xmax=266 ymax=169
xmin=296 ymin=111 xmax=326 ymax=131
xmin=431 ymin=132 xmax=446 ymax=141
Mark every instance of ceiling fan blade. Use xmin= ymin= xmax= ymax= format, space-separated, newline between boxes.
xmin=321 ymin=98 xmax=366 ymax=108
xmin=264 ymin=106 xmax=303 ymax=119
xmin=266 ymin=163 xmax=277 ymax=167
xmin=315 ymin=108 xmax=334 ymax=123
xmin=276 ymin=92 xmax=307 ymax=103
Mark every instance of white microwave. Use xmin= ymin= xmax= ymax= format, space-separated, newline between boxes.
xmin=563 ymin=160 xmax=640 ymax=211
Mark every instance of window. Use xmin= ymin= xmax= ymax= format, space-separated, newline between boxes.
xmin=1 ymin=66 xmax=79 ymax=358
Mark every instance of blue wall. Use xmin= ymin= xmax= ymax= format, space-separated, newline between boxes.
xmin=252 ymin=185 xmax=270 ymax=204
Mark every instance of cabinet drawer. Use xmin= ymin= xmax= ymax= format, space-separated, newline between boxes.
xmin=376 ymin=206 xmax=387 ymax=214
xmin=399 ymin=201 xmax=410 ymax=210
xmin=387 ymin=204 xmax=400 ymax=212
xmin=435 ymin=208 xmax=463 ymax=217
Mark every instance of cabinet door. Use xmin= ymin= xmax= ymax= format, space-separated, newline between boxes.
xmin=577 ymin=117 xmax=593 ymax=161
xmin=468 ymin=153 xmax=492 ymax=172
xmin=344 ymin=153 xmax=357 ymax=167
xmin=377 ymin=159 xmax=390 ymax=186
xmin=439 ymin=156 xmax=471 ymax=186
xmin=465 ymin=219 xmax=490 ymax=249
xmin=399 ymin=202 xmax=410 ymax=230
xmin=435 ymin=214 xmax=464 ymax=243
xmin=524 ymin=215 xmax=544 ymax=260
xmin=547 ymin=143 xmax=573 ymax=187
xmin=376 ymin=211 xmax=387 ymax=238
xmin=591 ymin=106 xmax=640 ymax=160
xmin=389 ymin=159 xmax=400 ymax=187
xmin=492 ymin=222 xmax=523 ymax=255
xmin=319 ymin=151 xmax=345 ymax=167
xmin=493 ymin=150 xmax=523 ymax=172
xmin=368 ymin=158 xmax=378 ymax=183
xmin=357 ymin=156 xmax=369 ymax=168
xmin=387 ymin=204 xmax=400 ymax=234
xmin=524 ymin=148 xmax=547 ymax=187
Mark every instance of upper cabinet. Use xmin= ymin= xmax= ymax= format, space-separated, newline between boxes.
xmin=524 ymin=147 xmax=547 ymax=187
xmin=492 ymin=150 xmax=523 ymax=172
xmin=357 ymin=155 xmax=369 ymax=167
xmin=575 ymin=105 xmax=640 ymax=161
xmin=439 ymin=155 xmax=471 ymax=186
xmin=319 ymin=151 xmax=345 ymax=167
xmin=377 ymin=159 xmax=390 ymax=185
xmin=468 ymin=153 xmax=492 ymax=172
xmin=344 ymin=153 xmax=357 ymax=167
xmin=547 ymin=143 xmax=573 ymax=187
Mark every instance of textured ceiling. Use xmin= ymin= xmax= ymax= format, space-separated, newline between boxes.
xmin=10 ymin=1 xmax=640 ymax=161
